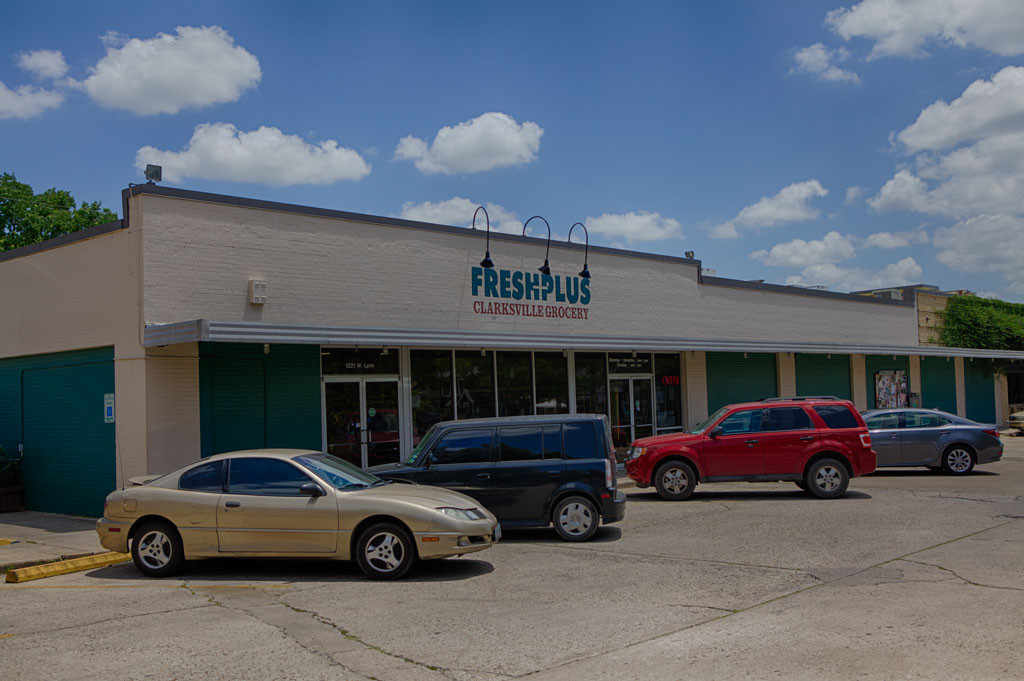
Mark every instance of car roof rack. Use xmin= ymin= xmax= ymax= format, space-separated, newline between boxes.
xmin=759 ymin=396 xmax=841 ymax=402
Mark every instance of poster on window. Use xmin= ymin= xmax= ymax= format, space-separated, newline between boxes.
xmin=874 ymin=370 xmax=908 ymax=409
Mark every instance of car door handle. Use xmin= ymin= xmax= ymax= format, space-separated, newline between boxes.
xmin=888 ymin=433 xmax=899 ymax=439
xmin=800 ymin=436 xmax=815 ymax=441
xmin=475 ymin=473 xmax=491 ymax=480
xmin=745 ymin=439 xmax=758 ymax=445
xmin=225 ymin=501 xmax=241 ymax=508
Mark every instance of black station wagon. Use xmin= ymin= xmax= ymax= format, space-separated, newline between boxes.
xmin=369 ymin=414 xmax=626 ymax=541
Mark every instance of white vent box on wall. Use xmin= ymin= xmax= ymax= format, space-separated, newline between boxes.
xmin=248 ymin=279 xmax=268 ymax=305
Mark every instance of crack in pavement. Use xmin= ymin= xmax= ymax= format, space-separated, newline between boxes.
xmin=0 ymin=602 xmax=216 ymax=638
xmin=897 ymin=558 xmax=1024 ymax=592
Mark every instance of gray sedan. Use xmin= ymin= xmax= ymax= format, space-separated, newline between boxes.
xmin=862 ymin=409 xmax=1003 ymax=475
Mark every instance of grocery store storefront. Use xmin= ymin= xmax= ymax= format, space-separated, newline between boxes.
xmin=4 ymin=182 xmax=1024 ymax=515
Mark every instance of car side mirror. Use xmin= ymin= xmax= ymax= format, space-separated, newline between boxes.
xmin=300 ymin=482 xmax=325 ymax=497
xmin=709 ymin=427 xmax=723 ymax=439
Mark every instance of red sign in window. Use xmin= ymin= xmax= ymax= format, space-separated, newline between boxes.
xmin=661 ymin=376 xmax=680 ymax=386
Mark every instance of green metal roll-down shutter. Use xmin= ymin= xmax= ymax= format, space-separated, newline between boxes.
xmin=795 ymin=354 xmax=851 ymax=400
xmin=920 ymin=356 xmax=956 ymax=414
xmin=964 ymin=361 xmax=996 ymax=424
xmin=705 ymin=352 xmax=777 ymax=413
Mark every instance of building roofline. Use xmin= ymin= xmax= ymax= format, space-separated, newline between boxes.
xmin=0 ymin=219 xmax=124 ymax=264
xmin=124 ymin=184 xmax=910 ymax=308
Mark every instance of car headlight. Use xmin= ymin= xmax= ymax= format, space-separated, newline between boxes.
xmin=626 ymin=446 xmax=647 ymax=461
xmin=437 ymin=507 xmax=485 ymax=521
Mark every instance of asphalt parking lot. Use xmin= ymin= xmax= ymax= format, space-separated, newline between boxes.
xmin=3 ymin=439 xmax=1023 ymax=681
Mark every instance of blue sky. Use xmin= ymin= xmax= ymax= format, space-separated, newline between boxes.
xmin=3 ymin=1 xmax=1024 ymax=300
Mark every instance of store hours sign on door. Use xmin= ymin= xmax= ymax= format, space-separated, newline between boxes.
xmin=470 ymin=266 xmax=592 ymax=320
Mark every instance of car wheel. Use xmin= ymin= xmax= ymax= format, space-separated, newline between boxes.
xmin=805 ymin=458 xmax=850 ymax=499
xmin=131 ymin=520 xmax=184 ymax=578
xmin=552 ymin=495 xmax=599 ymax=542
xmin=941 ymin=446 xmax=975 ymax=475
xmin=654 ymin=460 xmax=697 ymax=501
xmin=356 ymin=522 xmax=415 ymax=580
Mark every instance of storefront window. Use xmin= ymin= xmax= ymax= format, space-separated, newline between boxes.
xmin=575 ymin=352 xmax=607 ymax=416
xmin=410 ymin=350 xmax=453 ymax=442
xmin=535 ymin=352 xmax=569 ymax=414
xmin=497 ymin=352 xmax=533 ymax=416
xmin=655 ymin=353 xmax=683 ymax=431
xmin=455 ymin=350 xmax=495 ymax=420
xmin=322 ymin=348 xmax=399 ymax=375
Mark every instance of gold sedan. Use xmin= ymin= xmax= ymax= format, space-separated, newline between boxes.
xmin=96 ymin=449 xmax=499 ymax=580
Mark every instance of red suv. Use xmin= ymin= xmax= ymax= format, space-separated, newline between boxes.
xmin=625 ymin=397 xmax=877 ymax=500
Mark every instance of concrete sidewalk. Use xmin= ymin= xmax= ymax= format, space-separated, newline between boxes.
xmin=0 ymin=511 xmax=105 ymax=572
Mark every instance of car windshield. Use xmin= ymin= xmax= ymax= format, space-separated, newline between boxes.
xmin=688 ymin=406 xmax=729 ymax=434
xmin=407 ymin=426 xmax=437 ymax=464
xmin=294 ymin=453 xmax=382 ymax=489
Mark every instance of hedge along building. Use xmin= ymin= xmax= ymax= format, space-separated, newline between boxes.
xmin=3 ymin=184 xmax=1023 ymax=516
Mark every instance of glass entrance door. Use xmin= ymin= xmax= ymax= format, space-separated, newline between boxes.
xmin=609 ymin=376 xmax=654 ymax=460
xmin=325 ymin=379 xmax=401 ymax=468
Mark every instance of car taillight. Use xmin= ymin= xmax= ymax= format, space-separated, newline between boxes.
xmin=982 ymin=428 xmax=1000 ymax=438
xmin=605 ymin=458 xmax=615 ymax=490
xmin=859 ymin=433 xmax=871 ymax=448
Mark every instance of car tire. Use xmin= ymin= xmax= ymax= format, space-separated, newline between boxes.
xmin=654 ymin=460 xmax=697 ymax=501
xmin=356 ymin=522 xmax=416 ymax=580
xmin=552 ymin=495 xmax=600 ymax=542
xmin=941 ymin=446 xmax=975 ymax=476
xmin=131 ymin=520 xmax=184 ymax=578
xmin=804 ymin=458 xmax=850 ymax=499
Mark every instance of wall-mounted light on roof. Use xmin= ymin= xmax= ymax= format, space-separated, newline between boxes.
xmin=567 ymin=222 xmax=591 ymax=279
xmin=473 ymin=206 xmax=494 ymax=268
xmin=522 ymin=216 xmax=552 ymax=275
xmin=685 ymin=250 xmax=695 ymax=259
xmin=144 ymin=164 xmax=162 ymax=183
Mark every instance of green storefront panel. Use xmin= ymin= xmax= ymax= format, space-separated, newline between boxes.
xmin=706 ymin=352 xmax=777 ymax=413
xmin=964 ymin=361 xmax=996 ymax=424
xmin=795 ymin=354 xmax=851 ymax=400
xmin=200 ymin=343 xmax=322 ymax=457
xmin=0 ymin=347 xmax=115 ymax=516
xmin=865 ymin=355 xmax=911 ymax=410
xmin=920 ymin=356 xmax=957 ymax=413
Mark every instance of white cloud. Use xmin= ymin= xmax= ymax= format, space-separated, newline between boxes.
xmin=0 ymin=81 xmax=63 ymax=119
xmin=394 ymin=112 xmax=543 ymax=175
xmin=791 ymin=43 xmax=861 ymax=84
xmin=826 ymin=0 xmax=1024 ymax=59
xmin=897 ymin=66 xmax=1024 ymax=152
xmin=135 ymin=123 xmax=370 ymax=186
xmin=933 ymin=214 xmax=1024 ymax=291
xmin=711 ymin=180 xmax=829 ymax=239
xmin=844 ymin=186 xmax=866 ymax=204
xmin=750 ymin=231 xmax=856 ymax=267
xmin=17 ymin=49 xmax=68 ymax=79
xmin=864 ymin=228 xmax=929 ymax=248
xmin=400 ymin=197 xmax=523 ymax=234
xmin=585 ymin=211 xmax=681 ymax=243
xmin=75 ymin=26 xmax=261 ymax=115
xmin=786 ymin=257 xmax=923 ymax=292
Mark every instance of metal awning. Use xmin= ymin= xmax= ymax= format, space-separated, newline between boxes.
xmin=143 ymin=319 xmax=1024 ymax=359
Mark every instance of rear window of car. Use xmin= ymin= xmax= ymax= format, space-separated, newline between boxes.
xmin=768 ymin=407 xmax=814 ymax=431
xmin=179 ymin=460 xmax=224 ymax=492
xmin=813 ymin=405 xmax=860 ymax=429
xmin=904 ymin=412 xmax=950 ymax=428
xmin=564 ymin=421 xmax=599 ymax=459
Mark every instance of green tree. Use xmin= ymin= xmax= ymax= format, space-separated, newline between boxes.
xmin=0 ymin=172 xmax=119 ymax=252
xmin=937 ymin=295 xmax=1024 ymax=376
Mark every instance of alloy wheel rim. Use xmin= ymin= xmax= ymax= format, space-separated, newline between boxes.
xmin=365 ymin=532 xmax=405 ymax=572
xmin=663 ymin=468 xmax=688 ymax=494
xmin=815 ymin=466 xmax=841 ymax=491
xmin=559 ymin=503 xmax=594 ymax=535
xmin=138 ymin=530 xmax=172 ymax=569
xmin=948 ymin=449 xmax=972 ymax=473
